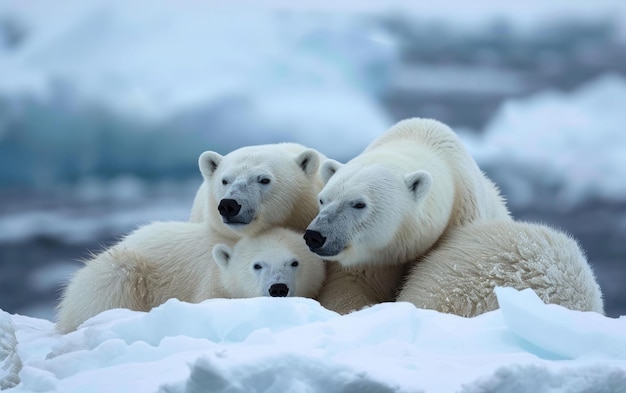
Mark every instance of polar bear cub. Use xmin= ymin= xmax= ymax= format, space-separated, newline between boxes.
xmin=190 ymin=143 xmax=325 ymax=238
xmin=205 ymin=230 xmax=327 ymax=301
xmin=56 ymin=223 xmax=325 ymax=333
xmin=397 ymin=220 xmax=604 ymax=316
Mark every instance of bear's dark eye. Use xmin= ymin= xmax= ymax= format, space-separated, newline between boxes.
xmin=319 ymin=199 xmax=324 ymax=205
xmin=291 ymin=260 xmax=299 ymax=267
xmin=222 ymin=179 xmax=228 ymax=185
xmin=253 ymin=263 xmax=262 ymax=270
xmin=258 ymin=177 xmax=270 ymax=185
xmin=353 ymin=202 xmax=366 ymax=209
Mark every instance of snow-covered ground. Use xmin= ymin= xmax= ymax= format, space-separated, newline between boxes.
xmin=1 ymin=287 xmax=625 ymax=392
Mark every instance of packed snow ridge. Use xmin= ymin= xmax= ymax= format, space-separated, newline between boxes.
xmin=1 ymin=287 xmax=625 ymax=392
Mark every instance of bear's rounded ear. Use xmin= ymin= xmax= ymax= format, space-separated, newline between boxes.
xmin=295 ymin=149 xmax=321 ymax=177
xmin=404 ymin=170 xmax=432 ymax=202
xmin=320 ymin=159 xmax=344 ymax=184
xmin=212 ymin=243 xmax=233 ymax=270
xmin=199 ymin=151 xmax=223 ymax=179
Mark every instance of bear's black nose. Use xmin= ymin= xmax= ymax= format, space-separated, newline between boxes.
xmin=269 ymin=283 xmax=289 ymax=297
xmin=218 ymin=198 xmax=242 ymax=218
xmin=304 ymin=229 xmax=326 ymax=250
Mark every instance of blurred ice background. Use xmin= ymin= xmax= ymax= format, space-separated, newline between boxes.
xmin=0 ymin=0 xmax=625 ymax=320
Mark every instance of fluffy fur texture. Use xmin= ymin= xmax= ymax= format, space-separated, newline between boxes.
xmin=305 ymin=118 xmax=510 ymax=314
xmin=397 ymin=220 xmax=604 ymax=316
xmin=190 ymin=143 xmax=325 ymax=239
xmin=208 ymin=227 xmax=326 ymax=302
xmin=56 ymin=223 xmax=325 ymax=333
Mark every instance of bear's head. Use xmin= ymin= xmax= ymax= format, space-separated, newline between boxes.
xmin=199 ymin=144 xmax=322 ymax=237
xmin=304 ymin=158 xmax=437 ymax=267
xmin=212 ymin=227 xmax=326 ymax=298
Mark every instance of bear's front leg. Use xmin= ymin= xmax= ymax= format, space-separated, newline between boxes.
xmin=317 ymin=262 xmax=406 ymax=314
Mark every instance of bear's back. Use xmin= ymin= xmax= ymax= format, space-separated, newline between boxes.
xmin=366 ymin=117 xmax=510 ymax=227
xmin=400 ymin=219 xmax=604 ymax=316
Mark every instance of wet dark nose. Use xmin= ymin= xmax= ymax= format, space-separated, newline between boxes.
xmin=269 ymin=283 xmax=289 ymax=297
xmin=304 ymin=229 xmax=326 ymax=250
xmin=218 ymin=198 xmax=241 ymax=218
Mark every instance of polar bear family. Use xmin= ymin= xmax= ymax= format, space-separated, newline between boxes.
xmin=56 ymin=118 xmax=604 ymax=333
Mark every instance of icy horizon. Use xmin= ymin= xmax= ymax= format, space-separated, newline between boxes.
xmin=1 ymin=0 xmax=625 ymax=211
xmin=2 ymin=73 xmax=625 ymax=246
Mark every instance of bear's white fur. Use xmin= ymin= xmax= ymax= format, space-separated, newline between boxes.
xmin=305 ymin=118 xmax=511 ymax=314
xmin=190 ymin=143 xmax=325 ymax=239
xmin=56 ymin=222 xmax=223 ymax=334
xmin=397 ymin=220 xmax=604 ymax=315
xmin=56 ymin=223 xmax=325 ymax=333
xmin=206 ymin=228 xmax=326 ymax=302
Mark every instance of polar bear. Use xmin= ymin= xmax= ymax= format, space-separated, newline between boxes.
xmin=189 ymin=143 xmax=325 ymax=239
xmin=56 ymin=223 xmax=325 ymax=333
xmin=397 ymin=220 xmax=604 ymax=315
xmin=205 ymin=229 xmax=326 ymax=302
xmin=304 ymin=118 xmax=511 ymax=314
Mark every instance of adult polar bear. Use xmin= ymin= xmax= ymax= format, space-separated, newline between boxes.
xmin=190 ymin=143 xmax=325 ymax=240
xmin=304 ymin=118 xmax=603 ymax=315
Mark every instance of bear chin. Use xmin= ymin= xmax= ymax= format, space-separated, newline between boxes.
xmin=318 ymin=245 xmax=364 ymax=267
xmin=310 ymin=245 xmax=345 ymax=259
xmin=222 ymin=218 xmax=253 ymax=227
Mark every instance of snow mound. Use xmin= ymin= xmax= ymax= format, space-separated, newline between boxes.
xmin=162 ymin=354 xmax=400 ymax=393
xmin=461 ymin=364 xmax=626 ymax=393
xmin=496 ymin=287 xmax=626 ymax=359
xmin=5 ymin=288 xmax=626 ymax=392
xmin=0 ymin=310 xmax=21 ymax=390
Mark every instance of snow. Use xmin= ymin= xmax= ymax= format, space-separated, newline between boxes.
xmin=0 ymin=0 xmax=395 ymax=168
xmin=3 ymin=0 xmax=626 ymax=191
xmin=0 ymin=2 xmax=390 ymax=113
xmin=389 ymin=64 xmax=528 ymax=96
xmin=0 ymin=4 xmax=623 ymax=390
xmin=5 ymin=71 xmax=622 ymax=244
xmin=0 ymin=311 xmax=21 ymax=390
xmin=1 ymin=3 xmax=625 ymax=388
xmin=1 ymin=0 xmax=625 ymax=206
xmin=0 ymin=179 xmax=201 ymax=244
xmin=460 ymin=73 xmax=626 ymax=209
xmin=1 ymin=287 xmax=625 ymax=392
